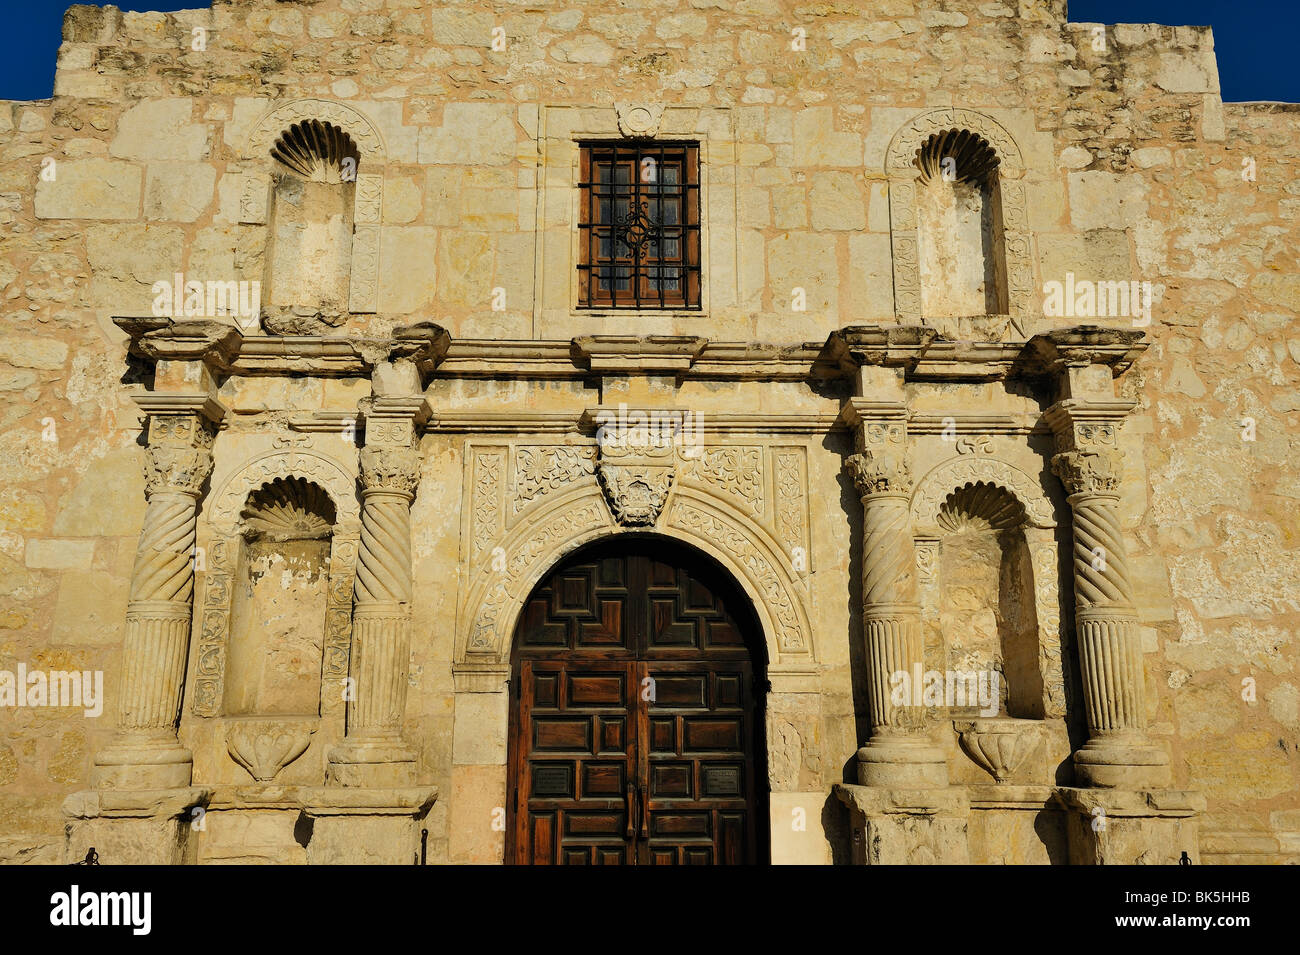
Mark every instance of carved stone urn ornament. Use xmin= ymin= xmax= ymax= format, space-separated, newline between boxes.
xmin=226 ymin=718 xmax=318 ymax=782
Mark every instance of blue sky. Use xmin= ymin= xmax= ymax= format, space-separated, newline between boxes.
xmin=1 ymin=1 xmax=1296 ymax=103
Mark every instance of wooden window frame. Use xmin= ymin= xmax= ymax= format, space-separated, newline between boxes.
xmin=577 ymin=142 xmax=702 ymax=310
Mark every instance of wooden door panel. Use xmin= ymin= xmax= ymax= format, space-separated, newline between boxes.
xmin=510 ymin=544 xmax=764 ymax=865
xmin=512 ymin=659 xmax=636 ymax=865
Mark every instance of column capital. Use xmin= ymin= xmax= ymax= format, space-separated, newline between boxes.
xmin=1051 ymin=449 xmax=1124 ymax=498
xmin=358 ymin=446 xmax=421 ymax=498
xmin=845 ymin=448 xmax=911 ymax=498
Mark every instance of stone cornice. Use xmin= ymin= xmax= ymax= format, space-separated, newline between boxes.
xmin=1020 ymin=325 xmax=1148 ymax=377
xmin=111 ymin=321 xmax=1148 ymax=385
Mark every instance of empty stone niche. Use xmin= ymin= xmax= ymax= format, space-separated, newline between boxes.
xmin=263 ymin=120 xmax=359 ymax=334
xmin=929 ymin=482 xmax=1043 ymax=719
xmin=914 ymin=130 xmax=1008 ymax=323
xmin=224 ymin=477 xmax=336 ymax=718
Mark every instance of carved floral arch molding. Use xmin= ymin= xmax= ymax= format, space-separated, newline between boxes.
xmin=455 ymin=485 xmax=817 ymax=679
xmin=239 ymin=98 xmax=386 ymax=314
xmin=883 ymin=107 xmax=1034 ymax=328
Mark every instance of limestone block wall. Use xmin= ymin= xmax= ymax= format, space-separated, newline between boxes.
xmin=0 ymin=0 xmax=1295 ymax=863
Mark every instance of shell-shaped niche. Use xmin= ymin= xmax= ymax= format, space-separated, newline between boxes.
xmin=938 ymin=481 xmax=1025 ymax=534
xmin=241 ymin=476 xmax=337 ymax=542
xmin=271 ymin=120 xmax=360 ymax=184
xmin=914 ymin=128 xmax=1000 ymax=185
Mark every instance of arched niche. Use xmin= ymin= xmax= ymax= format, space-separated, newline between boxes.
xmin=224 ymin=476 xmax=337 ymax=718
xmin=239 ymin=99 xmax=387 ymax=323
xmin=910 ymin=456 xmax=1067 ymax=719
xmin=193 ymin=450 xmax=360 ymax=721
xmin=884 ymin=109 xmax=1034 ymax=336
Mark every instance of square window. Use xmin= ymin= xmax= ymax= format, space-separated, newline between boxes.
xmin=578 ymin=142 xmax=701 ymax=309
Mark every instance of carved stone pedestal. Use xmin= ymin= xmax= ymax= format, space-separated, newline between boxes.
xmin=834 ymin=785 xmax=970 ymax=864
xmin=62 ymin=788 xmax=211 ymax=865
xmin=302 ymin=786 xmax=438 ymax=865
xmin=1061 ymin=788 xmax=1205 ymax=865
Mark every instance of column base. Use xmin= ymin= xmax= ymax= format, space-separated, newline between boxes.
xmin=857 ymin=734 xmax=949 ymax=788
xmin=91 ymin=736 xmax=193 ymax=790
xmin=1073 ymin=734 xmax=1171 ymax=789
xmin=62 ymin=787 xmax=210 ymax=865
xmin=326 ymin=737 xmax=417 ymax=788
xmin=834 ymin=784 xmax=970 ymax=864
xmin=302 ymin=785 xmax=438 ymax=865
xmin=1060 ymin=787 xmax=1205 ymax=864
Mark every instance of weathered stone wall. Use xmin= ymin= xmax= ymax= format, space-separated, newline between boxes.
xmin=0 ymin=0 xmax=1296 ymax=863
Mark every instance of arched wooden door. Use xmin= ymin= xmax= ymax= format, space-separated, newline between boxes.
xmin=506 ymin=537 xmax=768 ymax=865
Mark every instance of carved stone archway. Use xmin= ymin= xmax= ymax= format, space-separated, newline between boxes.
xmin=453 ymin=483 xmax=816 ymax=688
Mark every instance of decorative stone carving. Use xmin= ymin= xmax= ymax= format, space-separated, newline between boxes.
xmin=885 ymin=108 xmax=1024 ymax=178
xmin=956 ymin=717 xmax=1041 ymax=783
xmin=599 ymin=465 xmax=674 ymax=526
xmin=911 ymin=456 xmax=1056 ymax=533
xmin=1045 ymin=401 xmax=1170 ymax=788
xmin=615 ymin=102 xmax=665 ymax=138
xmin=211 ymin=449 xmax=360 ymax=527
xmin=668 ymin=501 xmax=806 ymax=653
xmin=468 ymin=499 xmax=611 ymax=653
xmin=244 ymin=99 xmax=386 ymax=320
xmin=358 ymin=446 xmax=421 ymax=499
xmin=1052 ymin=449 xmax=1123 ymax=497
xmin=774 ymin=448 xmax=807 ymax=569
xmin=226 ymin=719 xmax=317 ymax=782
xmin=595 ymin=421 xmax=676 ymax=527
xmin=884 ymin=108 xmax=1031 ymax=330
xmin=195 ymin=457 xmax=356 ymax=719
xmin=94 ymin=396 xmax=223 ymax=790
xmin=515 ymin=446 xmax=596 ymax=513
xmin=679 ymin=446 xmax=763 ymax=518
xmin=846 ymin=448 xmax=911 ymax=497
xmin=247 ymin=99 xmax=386 ymax=163
xmin=471 ymin=449 xmax=504 ymax=565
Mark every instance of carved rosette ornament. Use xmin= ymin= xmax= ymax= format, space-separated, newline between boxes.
xmin=95 ymin=406 xmax=221 ymax=790
xmin=844 ymin=416 xmax=947 ymax=789
xmin=1046 ymin=401 xmax=1170 ymax=789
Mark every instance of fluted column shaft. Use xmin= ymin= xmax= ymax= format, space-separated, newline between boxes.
xmin=95 ymin=417 xmax=215 ymax=789
xmin=350 ymin=478 xmax=416 ymax=737
xmin=329 ymin=432 xmax=423 ymax=787
xmin=847 ymin=437 xmax=948 ymax=789
xmin=1053 ymin=445 xmax=1170 ymax=788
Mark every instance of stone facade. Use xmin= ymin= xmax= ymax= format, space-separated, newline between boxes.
xmin=0 ymin=0 xmax=1297 ymax=864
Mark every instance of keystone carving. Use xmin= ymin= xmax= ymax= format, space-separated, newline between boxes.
xmin=599 ymin=465 xmax=674 ymax=526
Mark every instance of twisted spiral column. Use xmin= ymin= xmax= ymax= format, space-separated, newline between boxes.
xmin=329 ymin=445 xmax=421 ymax=787
xmin=1054 ymin=450 xmax=1170 ymax=788
xmin=847 ymin=449 xmax=948 ymax=789
xmin=95 ymin=437 xmax=213 ymax=790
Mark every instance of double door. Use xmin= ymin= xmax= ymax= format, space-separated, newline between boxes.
xmin=507 ymin=544 xmax=764 ymax=865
